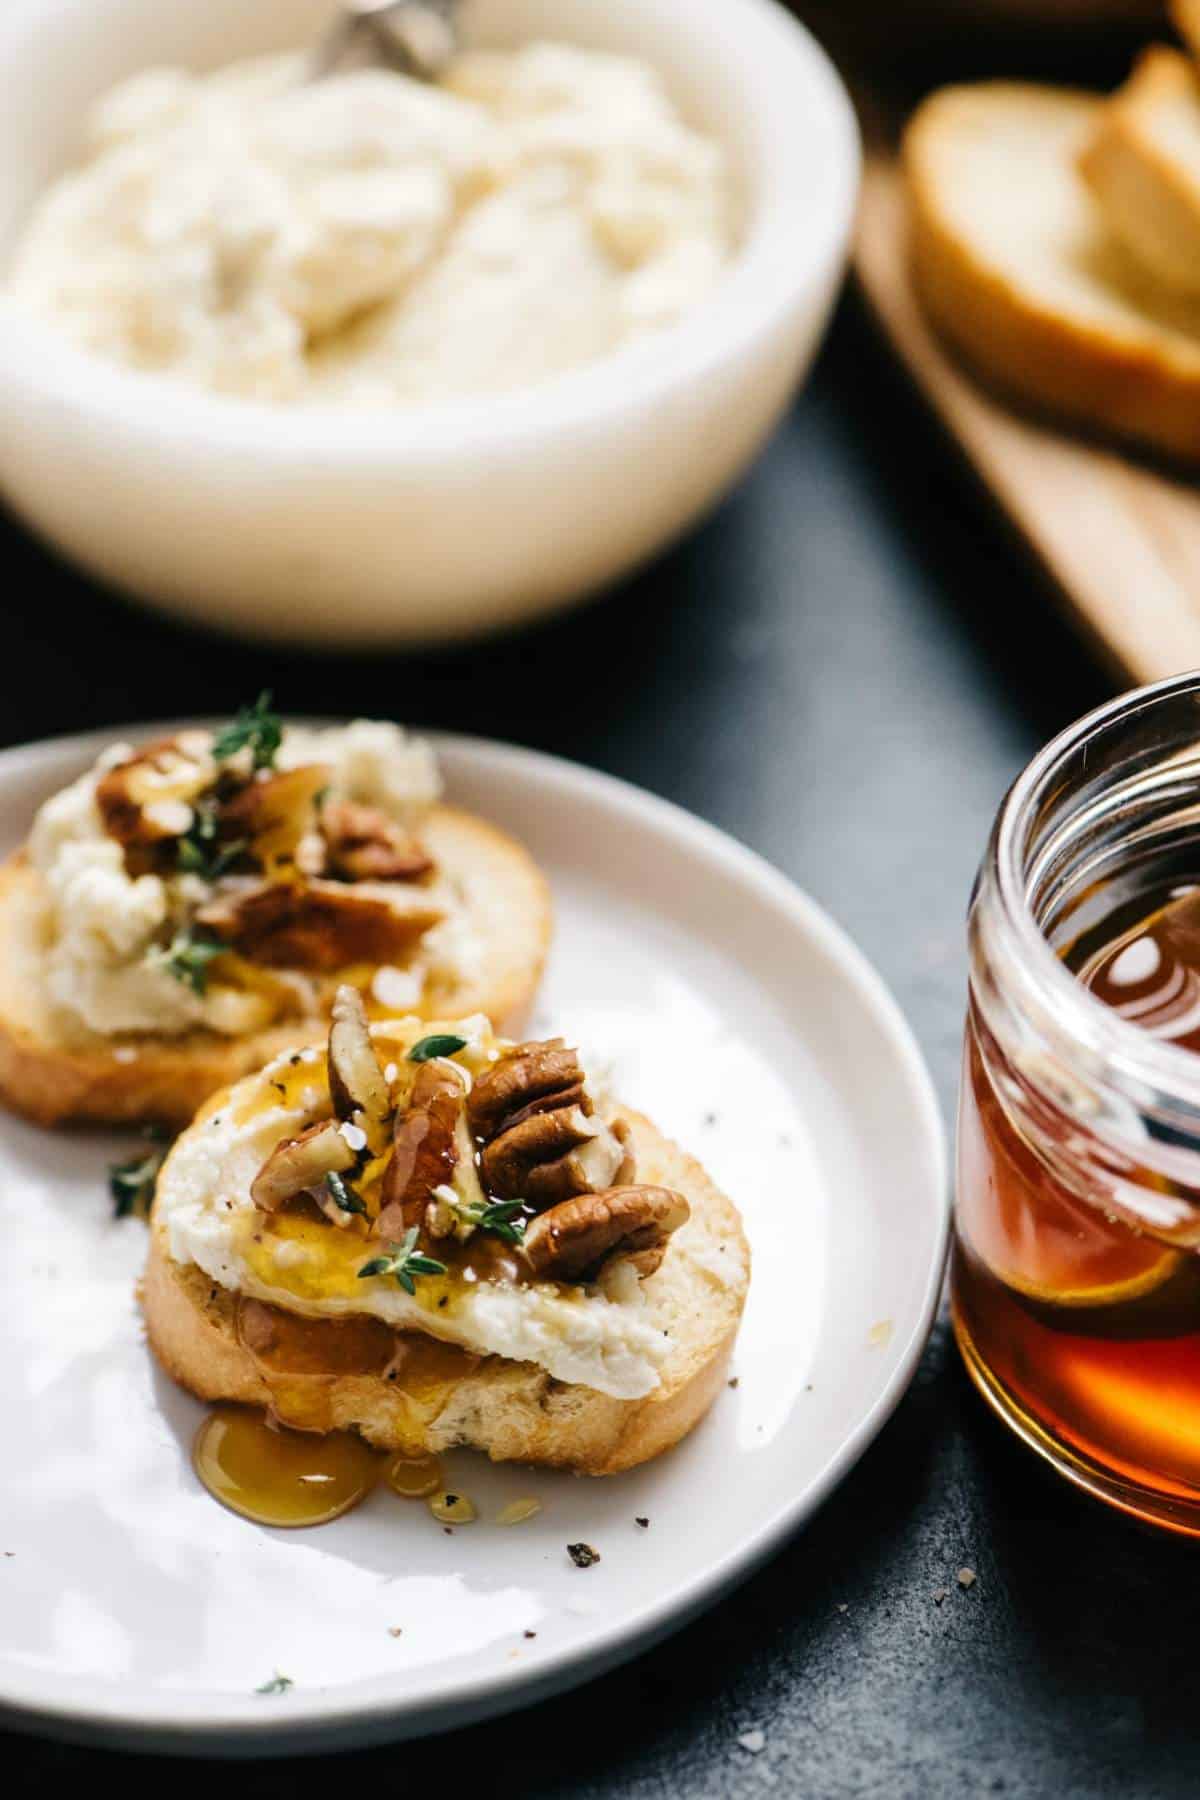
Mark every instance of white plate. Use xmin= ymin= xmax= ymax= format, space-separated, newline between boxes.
xmin=0 ymin=728 xmax=947 ymax=1756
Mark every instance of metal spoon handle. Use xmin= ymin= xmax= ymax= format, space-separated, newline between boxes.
xmin=310 ymin=0 xmax=458 ymax=83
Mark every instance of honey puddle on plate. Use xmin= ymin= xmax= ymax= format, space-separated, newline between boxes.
xmin=193 ymin=1406 xmax=384 ymax=1528
xmin=193 ymin=1406 xmax=463 ymax=1528
xmin=191 ymin=1297 xmax=478 ymax=1527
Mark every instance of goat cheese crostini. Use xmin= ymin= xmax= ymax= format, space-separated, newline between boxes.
xmin=0 ymin=699 xmax=549 ymax=1125
xmin=144 ymin=990 xmax=750 ymax=1474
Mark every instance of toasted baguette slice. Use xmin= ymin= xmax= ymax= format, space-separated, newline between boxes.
xmin=0 ymin=805 xmax=550 ymax=1128
xmin=1079 ymin=48 xmax=1200 ymax=296
xmin=906 ymin=81 xmax=1200 ymax=461
xmin=143 ymin=1106 xmax=750 ymax=1477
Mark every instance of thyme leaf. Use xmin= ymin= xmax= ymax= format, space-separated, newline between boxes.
xmin=435 ymin=1186 xmax=528 ymax=1246
xmin=109 ymin=1130 xmax=170 ymax=1221
xmin=408 ymin=1033 xmax=468 ymax=1064
xmin=213 ymin=691 xmax=282 ymax=771
xmin=358 ymin=1225 xmax=447 ymax=1296
xmin=176 ymin=797 xmax=246 ymax=880
xmin=154 ymin=927 xmax=226 ymax=996
xmin=255 ymin=1673 xmax=294 ymax=1696
xmin=477 ymin=1200 xmax=528 ymax=1246
xmin=326 ymin=1169 xmax=367 ymax=1217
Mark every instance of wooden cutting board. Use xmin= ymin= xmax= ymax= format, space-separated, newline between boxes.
xmin=854 ymin=148 xmax=1200 ymax=686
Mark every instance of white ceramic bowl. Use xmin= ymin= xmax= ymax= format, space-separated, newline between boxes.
xmin=0 ymin=0 xmax=859 ymax=647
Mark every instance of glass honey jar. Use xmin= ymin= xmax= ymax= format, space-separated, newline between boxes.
xmin=955 ymin=673 xmax=1200 ymax=1534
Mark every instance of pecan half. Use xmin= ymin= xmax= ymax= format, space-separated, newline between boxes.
xmin=468 ymin=1038 xmax=633 ymax=1209
xmin=467 ymin=1041 xmax=587 ymax=1141
xmin=481 ymin=1106 xmax=631 ymax=1207
xmin=376 ymin=1062 xmax=463 ymax=1240
xmin=327 ymin=984 xmax=390 ymax=1136
xmin=522 ymin=1185 xmax=690 ymax=1283
xmin=322 ymin=801 xmax=433 ymax=883
xmin=195 ymin=879 xmax=442 ymax=971
xmin=250 ymin=1118 xmax=357 ymax=1212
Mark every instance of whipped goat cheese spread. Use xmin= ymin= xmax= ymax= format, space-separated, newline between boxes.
xmin=7 ymin=43 xmax=734 ymax=406
xmin=160 ymin=1023 xmax=672 ymax=1398
xmin=29 ymin=718 xmax=452 ymax=1038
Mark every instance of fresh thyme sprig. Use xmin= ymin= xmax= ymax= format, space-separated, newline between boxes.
xmin=358 ymin=1225 xmax=447 ymax=1295
xmin=109 ymin=1130 xmax=170 ymax=1221
xmin=473 ymin=1199 xmax=528 ymax=1246
xmin=326 ymin=1169 xmax=367 ymax=1218
xmin=255 ymin=1673 xmax=294 ymax=1696
xmin=155 ymin=926 xmax=226 ymax=996
xmin=213 ymin=691 xmax=282 ymax=771
xmin=409 ymin=1033 xmax=468 ymax=1063
xmin=434 ymin=1185 xmax=528 ymax=1247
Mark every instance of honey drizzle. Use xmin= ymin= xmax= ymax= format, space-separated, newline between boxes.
xmin=233 ymin=1297 xmax=477 ymax=1437
xmin=386 ymin=1452 xmax=444 ymax=1498
xmin=236 ymin=1296 xmax=395 ymax=1433
xmin=232 ymin=1050 xmax=327 ymax=1126
xmin=193 ymin=1023 xmax=544 ymax=1527
xmin=227 ymin=1017 xmax=576 ymax=1316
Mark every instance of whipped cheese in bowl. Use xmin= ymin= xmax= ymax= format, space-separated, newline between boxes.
xmin=7 ymin=42 xmax=734 ymax=407
xmin=0 ymin=0 xmax=858 ymax=648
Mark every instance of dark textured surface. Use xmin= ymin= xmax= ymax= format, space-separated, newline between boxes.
xmin=9 ymin=294 xmax=1196 ymax=1798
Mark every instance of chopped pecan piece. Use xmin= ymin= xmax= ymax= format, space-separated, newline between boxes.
xmin=217 ymin=765 xmax=330 ymax=877
xmin=328 ymin=984 xmax=390 ymax=1135
xmin=322 ymin=801 xmax=433 ymax=883
xmin=466 ymin=1041 xmax=588 ymax=1141
xmin=376 ymin=1062 xmax=463 ymax=1240
xmin=522 ymin=1186 xmax=690 ymax=1283
xmin=95 ymin=735 xmax=211 ymax=852
xmin=195 ymin=879 xmax=442 ymax=971
xmin=250 ymin=1118 xmax=357 ymax=1212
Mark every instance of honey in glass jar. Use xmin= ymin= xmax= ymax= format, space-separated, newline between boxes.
xmin=954 ymin=674 xmax=1200 ymax=1534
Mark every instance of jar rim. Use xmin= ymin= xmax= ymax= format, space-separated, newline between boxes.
xmin=990 ymin=669 xmax=1200 ymax=1117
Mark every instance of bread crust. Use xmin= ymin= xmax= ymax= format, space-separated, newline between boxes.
xmin=0 ymin=804 xmax=550 ymax=1127
xmin=905 ymin=81 xmax=1200 ymax=462
xmin=1078 ymin=48 xmax=1200 ymax=298
xmin=143 ymin=1107 xmax=750 ymax=1476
